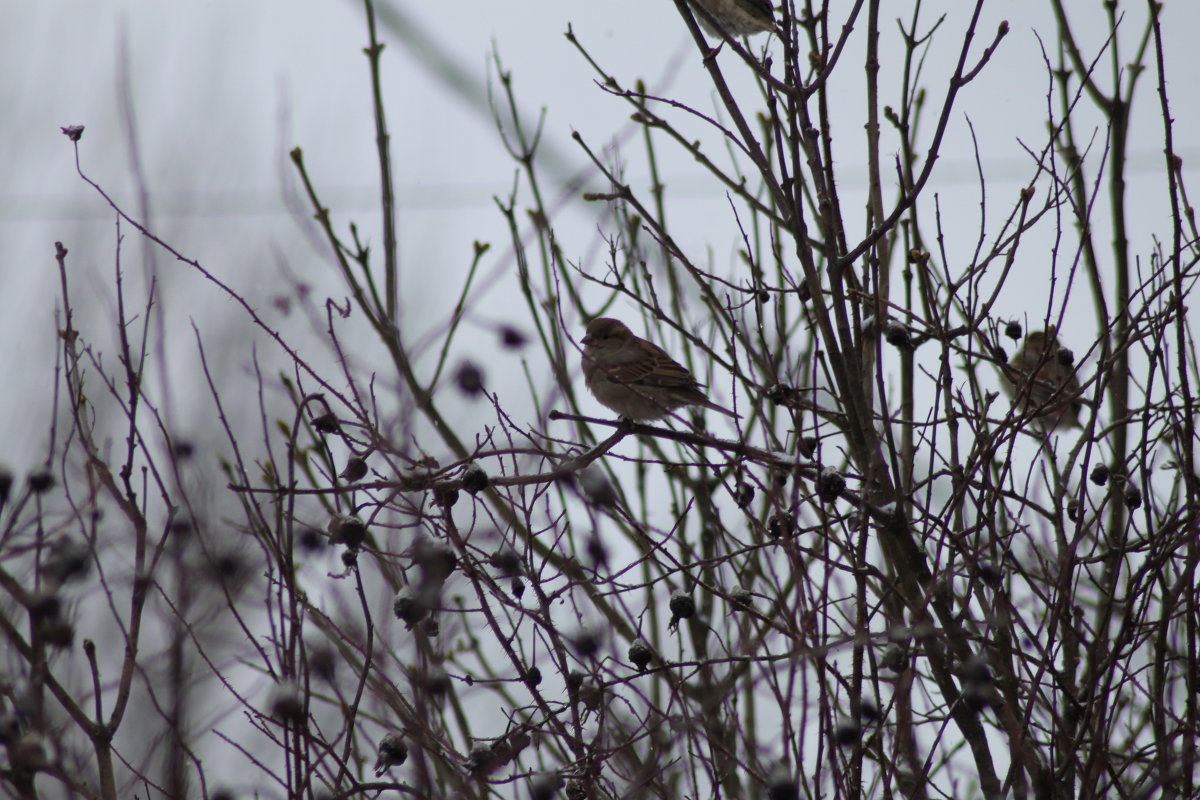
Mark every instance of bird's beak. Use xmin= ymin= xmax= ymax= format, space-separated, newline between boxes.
xmin=582 ymin=335 xmax=592 ymax=346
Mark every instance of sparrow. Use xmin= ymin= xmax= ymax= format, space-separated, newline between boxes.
xmin=690 ymin=0 xmax=774 ymax=36
xmin=1002 ymin=327 xmax=1084 ymax=430
xmin=581 ymin=317 xmax=738 ymax=421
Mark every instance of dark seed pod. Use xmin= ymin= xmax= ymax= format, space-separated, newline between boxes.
xmin=270 ymin=681 xmax=306 ymax=723
xmin=511 ymin=577 xmax=525 ymax=598
xmin=963 ymin=680 xmax=992 ymax=712
xmin=28 ymin=470 xmax=55 ymax=493
xmin=524 ymin=666 xmax=542 ymax=688
xmin=766 ymin=764 xmax=799 ymax=800
xmin=884 ymin=320 xmax=912 ymax=350
xmin=1056 ymin=346 xmax=1075 ymax=367
xmin=392 ymin=590 xmax=427 ymax=630
xmin=766 ymin=383 xmax=794 ymax=406
xmin=308 ymin=645 xmax=337 ymax=682
xmin=40 ymin=619 xmax=74 ymax=648
xmin=798 ymin=436 xmax=818 ymax=459
xmin=584 ymin=536 xmax=608 ymax=569
xmin=466 ymin=744 xmax=496 ymax=777
xmin=1066 ymin=499 xmax=1080 ymax=522
xmin=1005 ymin=320 xmax=1023 ymax=341
xmin=962 ymin=654 xmax=992 ymax=686
xmin=734 ymin=481 xmax=755 ymax=508
xmin=577 ymin=467 xmax=617 ymax=507
xmin=572 ymin=630 xmax=601 ymax=659
xmin=818 ymin=468 xmax=845 ymax=503
xmin=340 ymin=457 xmax=368 ymax=483
xmin=499 ymin=326 xmax=528 ymax=349
xmin=462 ymin=462 xmax=489 ymax=495
xmin=978 ymin=560 xmax=1002 ymax=587
xmin=374 ymin=732 xmax=408 ymax=776
xmin=434 ymin=486 xmax=460 ymax=508
xmin=297 ymin=528 xmax=326 ymax=553
xmin=340 ymin=549 xmax=358 ymax=568
xmin=855 ymin=697 xmax=880 ymax=725
xmin=44 ymin=538 xmax=92 ymax=584
xmin=834 ymin=717 xmax=861 ymax=746
xmin=456 ymin=361 xmax=485 ymax=397
xmin=530 ymin=772 xmax=564 ymax=800
xmin=668 ymin=592 xmax=696 ymax=631
xmin=327 ymin=515 xmax=367 ymax=549
xmin=880 ymin=644 xmax=905 ymax=672
xmin=488 ymin=547 xmax=521 ymax=577
xmin=311 ymin=412 xmax=340 ymax=434
xmin=421 ymin=668 xmax=451 ymax=698
xmin=0 ymin=467 xmax=12 ymax=510
xmin=1123 ymin=484 xmax=1142 ymax=510
xmin=767 ymin=512 xmax=795 ymax=539
xmin=628 ymin=639 xmax=653 ymax=672
xmin=1090 ymin=464 xmax=1109 ymax=486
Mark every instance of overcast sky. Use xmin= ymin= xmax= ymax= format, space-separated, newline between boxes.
xmin=3 ymin=0 xmax=1198 ymax=469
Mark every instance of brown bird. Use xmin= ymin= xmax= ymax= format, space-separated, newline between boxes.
xmin=1003 ymin=328 xmax=1084 ymax=430
xmin=690 ymin=0 xmax=774 ymax=36
xmin=581 ymin=317 xmax=738 ymax=421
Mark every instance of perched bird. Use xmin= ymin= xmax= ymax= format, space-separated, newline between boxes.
xmin=581 ymin=317 xmax=738 ymax=421
xmin=1002 ymin=328 xmax=1084 ymax=430
xmin=690 ymin=0 xmax=774 ymax=36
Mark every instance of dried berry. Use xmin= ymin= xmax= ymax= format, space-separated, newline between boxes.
xmin=511 ymin=577 xmax=525 ymax=598
xmin=43 ymin=538 xmax=92 ymax=584
xmin=767 ymin=764 xmax=799 ymax=800
xmin=392 ymin=590 xmax=427 ymax=630
xmin=572 ymin=630 xmax=601 ymax=658
xmin=1123 ymin=484 xmax=1142 ymax=510
xmin=628 ymin=639 xmax=653 ymax=672
xmin=734 ymin=481 xmax=755 ymax=508
xmin=818 ymin=468 xmax=845 ymax=503
xmin=374 ymin=732 xmax=408 ymax=775
xmin=270 ymin=681 xmax=305 ymax=723
xmin=885 ymin=320 xmax=912 ymax=350
xmin=340 ymin=457 xmax=368 ymax=483
xmin=1005 ymin=321 xmax=1023 ymax=341
xmin=524 ymin=666 xmax=542 ymax=688
xmin=798 ymin=436 xmax=818 ymax=459
xmin=767 ymin=512 xmax=795 ymax=539
xmin=462 ymin=462 xmax=489 ymax=495
xmin=834 ymin=716 xmax=861 ymax=746
xmin=297 ymin=528 xmax=326 ymax=553
xmin=327 ymin=515 xmax=367 ymax=549
xmin=880 ymin=644 xmax=905 ymax=672
xmin=668 ymin=592 xmax=696 ymax=631
xmin=28 ymin=470 xmax=55 ymax=493
xmin=978 ymin=560 xmax=1002 ymax=587
xmin=500 ymin=326 xmax=528 ymax=349
xmin=311 ymin=412 xmax=340 ymax=434
xmin=530 ymin=773 xmax=564 ymax=800
xmin=488 ymin=547 xmax=521 ymax=577
xmin=456 ymin=361 xmax=485 ymax=397
xmin=1090 ymin=464 xmax=1109 ymax=486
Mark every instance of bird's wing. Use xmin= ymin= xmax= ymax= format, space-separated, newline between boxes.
xmin=604 ymin=344 xmax=700 ymax=389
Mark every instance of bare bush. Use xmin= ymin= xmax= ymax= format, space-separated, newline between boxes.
xmin=3 ymin=1 xmax=1198 ymax=799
